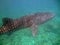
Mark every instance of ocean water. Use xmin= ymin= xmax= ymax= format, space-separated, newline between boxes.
xmin=0 ymin=0 xmax=60 ymax=45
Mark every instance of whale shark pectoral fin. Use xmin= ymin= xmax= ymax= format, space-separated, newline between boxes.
xmin=30 ymin=23 xmax=38 ymax=36
xmin=2 ymin=17 xmax=13 ymax=25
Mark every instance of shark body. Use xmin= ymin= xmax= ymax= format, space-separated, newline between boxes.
xmin=0 ymin=12 xmax=55 ymax=36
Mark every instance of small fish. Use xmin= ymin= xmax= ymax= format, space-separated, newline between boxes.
xmin=0 ymin=12 xmax=55 ymax=36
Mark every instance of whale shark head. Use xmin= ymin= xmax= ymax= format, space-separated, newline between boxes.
xmin=40 ymin=12 xmax=55 ymax=22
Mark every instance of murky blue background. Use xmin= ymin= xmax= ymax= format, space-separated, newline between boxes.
xmin=0 ymin=0 xmax=60 ymax=45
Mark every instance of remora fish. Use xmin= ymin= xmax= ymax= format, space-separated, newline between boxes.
xmin=0 ymin=12 xmax=55 ymax=36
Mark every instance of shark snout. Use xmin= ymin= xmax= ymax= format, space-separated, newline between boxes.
xmin=50 ymin=13 xmax=55 ymax=18
xmin=46 ymin=12 xmax=55 ymax=19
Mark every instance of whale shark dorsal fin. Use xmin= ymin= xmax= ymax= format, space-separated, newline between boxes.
xmin=2 ymin=17 xmax=13 ymax=25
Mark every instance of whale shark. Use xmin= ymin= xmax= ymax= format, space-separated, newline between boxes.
xmin=0 ymin=12 xmax=55 ymax=36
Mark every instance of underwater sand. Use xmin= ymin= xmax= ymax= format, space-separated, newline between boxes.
xmin=0 ymin=0 xmax=60 ymax=45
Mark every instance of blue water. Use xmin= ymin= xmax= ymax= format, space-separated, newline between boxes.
xmin=0 ymin=0 xmax=58 ymax=17
xmin=0 ymin=0 xmax=60 ymax=45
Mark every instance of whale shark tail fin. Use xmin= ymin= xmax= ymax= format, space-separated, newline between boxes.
xmin=2 ymin=17 xmax=13 ymax=25
xmin=0 ymin=18 xmax=14 ymax=34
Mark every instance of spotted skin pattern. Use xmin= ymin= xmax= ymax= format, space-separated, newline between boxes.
xmin=0 ymin=12 xmax=55 ymax=36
